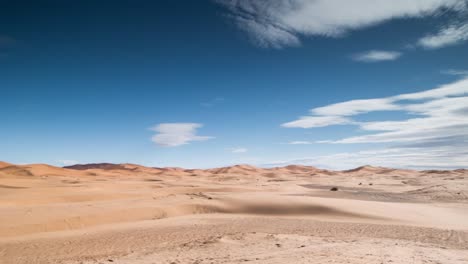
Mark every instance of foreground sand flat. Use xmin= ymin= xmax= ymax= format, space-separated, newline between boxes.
xmin=1 ymin=162 xmax=468 ymax=263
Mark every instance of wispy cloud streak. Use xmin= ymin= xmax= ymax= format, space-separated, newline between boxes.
xmin=352 ymin=50 xmax=402 ymax=62
xmin=217 ymin=0 xmax=467 ymax=48
xmin=282 ymin=77 xmax=468 ymax=169
xmin=418 ymin=23 xmax=468 ymax=49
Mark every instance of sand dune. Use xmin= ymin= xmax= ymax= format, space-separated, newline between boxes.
xmin=0 ymin=163 xmax=89 ymax=178
xmin=0 ymin=161 xmax=12 ymax=169
xmin=208 ymin=164 xmax=267 ymax=175
xmin=0 ymin=161 xmax=467 ymax=264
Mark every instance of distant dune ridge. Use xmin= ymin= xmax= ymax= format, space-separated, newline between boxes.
xmin=67 ymin=162 xmax=380 ymax=174
xmin=1 ymin=160 xmax=468 ymax=264
xmin=0 ymin=161 xmax=402 ymax=178
xmin=1 ymin=161 xmax=466 ymax=182
xmin=0 ymin=161 xmax=461 ymax=178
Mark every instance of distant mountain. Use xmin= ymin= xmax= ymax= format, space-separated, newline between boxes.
xmin=64 ymin=163 xmax=130 ymax=170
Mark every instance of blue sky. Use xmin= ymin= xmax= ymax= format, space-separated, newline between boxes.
xmin=1 ymin=0 xmax=467 ymax=169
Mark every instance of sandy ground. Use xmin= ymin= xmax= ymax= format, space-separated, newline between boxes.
xmin=1 ymin=162 xmax=467 ymax=263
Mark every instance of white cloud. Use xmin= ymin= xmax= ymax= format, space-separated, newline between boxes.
xmin=235 ymin=16 xmax=301 ymax=48
xmin=282 ymin=77 xmax=468 ymax=168
xmin=333 ymin=96 xmax=468 ymax=144
xmin=284 ymin=78 xmax=468 ymax=131
xmin=284 ymin=77 xmax=468 ymax=141
xmin=217 ymin=0 xmax=466 ymax=48
xmin=333 ymin=122 xmax=468 ymax=144
xmin=418 ymin=23 xmax=468 ymax=49
xmin=265 ymin=144 xmax=468 ymax=170
xmin=230 ymin=147 xmax=248 ymax=153
xmin=282 ymin=115 xmax=352 ymax=128
xmin=288 ymin=141 xmax=313 ymax=145
xmin=352 ymin=50 xmax=402 ymax=62
xmin=311 ymin=98 xmax=399 ymax=116
xmin=150 ymin=123 xmax=213 ymax=147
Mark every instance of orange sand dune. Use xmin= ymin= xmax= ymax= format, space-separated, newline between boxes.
xmin=208 ymin=164 xmax=267 ymax=175
xmin=0 ymin=161 xmax=12 ymax=169
xmin=1 ymin=161 xmax=467 ymax=264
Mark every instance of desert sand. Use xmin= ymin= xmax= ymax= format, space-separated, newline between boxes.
xmin=1 ymin=162 xmax=468 ymax=264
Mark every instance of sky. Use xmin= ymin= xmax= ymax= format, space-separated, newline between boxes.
xmin=1 ymin=0 xmax=467 ymax=169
